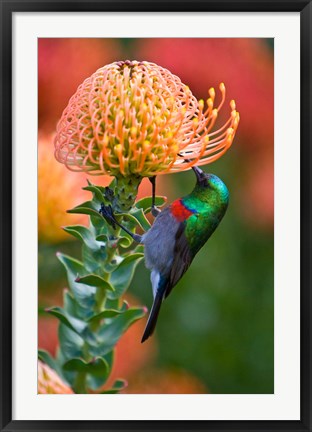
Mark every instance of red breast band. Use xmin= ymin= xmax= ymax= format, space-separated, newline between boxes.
xmin=170 ymin=199 xmax=194 ymax=222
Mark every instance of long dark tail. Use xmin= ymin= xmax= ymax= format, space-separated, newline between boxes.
xmin=141 ymin=291 xmax=164 ymax=343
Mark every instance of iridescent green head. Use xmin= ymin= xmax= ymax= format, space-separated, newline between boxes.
xmin=191 ymin=166 xmax=229 ymax=208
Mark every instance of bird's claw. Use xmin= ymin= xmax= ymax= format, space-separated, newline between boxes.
xmin=104 ymin=187 xmax=114 ymax=203
xmin=99 ymin=203 xmax=117 ymax=230
xmin=151 ymin=206 xmax=161 ymax=217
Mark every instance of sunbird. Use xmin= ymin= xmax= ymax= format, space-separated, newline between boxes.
xmin=100 ymin=165 xmax=229 ymax=343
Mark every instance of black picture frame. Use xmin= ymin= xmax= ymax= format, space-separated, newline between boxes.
xmin=1 ymin=0 xmax=311 ymax=431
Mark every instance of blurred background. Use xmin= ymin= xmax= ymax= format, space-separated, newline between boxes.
xmin=38 ymin=38 xmax=274 ymax=394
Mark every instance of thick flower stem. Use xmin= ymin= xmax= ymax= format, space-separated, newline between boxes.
xmin=74 ymin=371 xmax=87 ymax=394
xmin=113 ymin=175 xmax=142 ymax=212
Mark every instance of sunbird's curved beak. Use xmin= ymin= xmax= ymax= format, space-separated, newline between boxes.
xmin=178 ymin=153 xmax=208 ymax=186
xmin=191 ymin=165 xmax=208 ymax=186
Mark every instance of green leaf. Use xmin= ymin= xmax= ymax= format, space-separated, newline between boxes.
xmin=89 ymin=307 xmax=146 ymax=357
xmin=46 ymin=307 xmax=87 ymax=335
xmin=134 ymin=244 xmax=145 ymax=254
xmin=63 ymin=356 xmax=110 ymax=390
xmin=135 ymin=196 xmax=167 ymax=212
xmin=82 ymin=243 xmax=107 ymax=274
xmin=76 ymin=275 xmax=114 ymax=314
xmin=90 ymin=212 xmax=112 ymax=233
xmin=96 ymin=231 xmax=133 ymax=250
xmin=86 ymin=179 xmax=109 ymax=193
xmin=76 ymin=274 xmax=114 ymax=292
xmin=120 ymin=300 xmax=129 ymax=311
xmin=58 ymin=324 xmax=84 ymax=361
xmin=82 ymin=185 xmax=105 ymax=203
xmin=67 ymin=201 xmax=103 ymax=219
xmin=57 ymin=252 xmax=85 ymax=277
xmin=104 ymin=298 xmax=120 ymax=310
xmin=108 ymin=253 xmax=144 ymax=299
xmin=63 ymin=290 xmax=80 ymax=317
xmin=63 ymin=225 xmax=102 ymax=251
xmin=95 ymin=233 xmax=108 ymax=242
xmin=87 ymin=309 xmax=123 ymax=326
xmin=57 ymin=253 xmax=96 ymax=312
xmin=129 ymin=208 xmax=151 ymax=231
xmin=103 ymin=350 xmax=114 ymax=372
xmin=117 ymin=232 xmax=133 ymax=248
xmin=101 ymin=379 xmax=128 ymax=394
xmin=115 ymin=212 xmax=141 ymax=227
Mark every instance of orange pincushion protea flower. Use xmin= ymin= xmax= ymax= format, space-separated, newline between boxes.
xmin=54 ymin=60 xmax=239 ymax=178
xmin=38 ymin=361 xmax=73 ymax=394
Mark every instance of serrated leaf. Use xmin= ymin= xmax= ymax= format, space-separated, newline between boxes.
xmin=47 ymin=307 xmax=87 ymax=335
xmin=108 ymin=253 xmax=144 ymax=299
xmin=101 ymin=379 xmax=128 ymax=394
xmin=135 ymin=196 xmax=167 ymax=212
xmin=89 ymin=307 xmax=146 ymax=357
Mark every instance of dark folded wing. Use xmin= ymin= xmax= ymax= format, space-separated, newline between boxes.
xmin=164 ymin=222 xmax=193 ymax=299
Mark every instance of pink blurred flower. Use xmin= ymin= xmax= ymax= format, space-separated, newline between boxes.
xmin=38 ymin=361 xmax=73 ymax=394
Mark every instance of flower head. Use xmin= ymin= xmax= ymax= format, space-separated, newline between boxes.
xmin=38 ymin=361 xmax=73 ymax=394
xmin=54 ymin=60 xmax=239 ymax=178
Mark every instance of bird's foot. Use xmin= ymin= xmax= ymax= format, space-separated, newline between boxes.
xmin=151 ymin=206 xmax=161 ymax=217
xmin=99 ymin=203 xmax=117 ymax=230
xmin=104 ymin=187 xmax=115 ymax=203
xmin=99 ymin=203 xmax=143 ymax=244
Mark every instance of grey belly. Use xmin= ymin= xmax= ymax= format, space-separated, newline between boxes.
xmin=142 ymin=208 xmax=179 ymax=275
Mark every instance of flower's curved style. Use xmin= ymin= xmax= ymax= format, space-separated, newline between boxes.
xmin=54 ymin=60 xmax=239 ymax=178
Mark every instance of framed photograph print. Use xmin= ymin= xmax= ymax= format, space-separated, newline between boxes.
xmin=1 ymin=0 xmax=311 ymax=431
